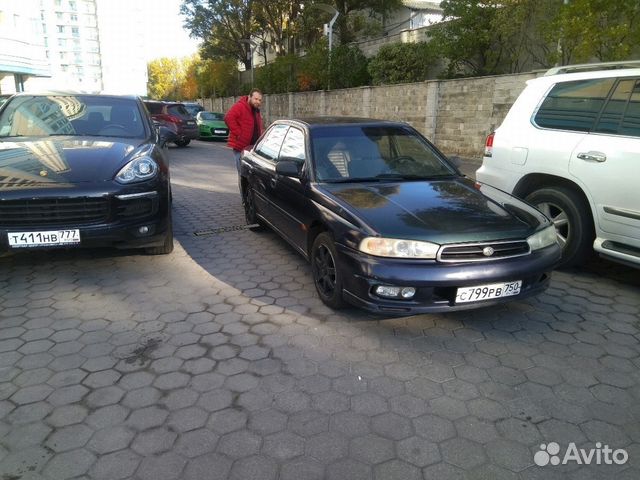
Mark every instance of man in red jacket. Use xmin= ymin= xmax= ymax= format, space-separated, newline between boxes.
xmin=224 ymin=89 xmax=264 ymax=172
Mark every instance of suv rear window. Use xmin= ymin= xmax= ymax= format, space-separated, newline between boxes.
xmin=145 ymin=102 xmax=163 ymax=114
xmin=168 ymin=105 xmax=191 ymax=119
xmin=534 ymin=78 xmax=615 ymax=132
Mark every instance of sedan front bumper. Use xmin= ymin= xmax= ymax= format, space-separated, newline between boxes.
xmin=0 ymin=187 xmax=171 ymax=254
xmin=336 ymin=243 xmax=561 ymax=315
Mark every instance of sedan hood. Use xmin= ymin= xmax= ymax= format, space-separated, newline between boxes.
xmin=320 ymin=177 xmax=549 ymax=244
xmin=0 ymin=137 xmax=146 ymax=187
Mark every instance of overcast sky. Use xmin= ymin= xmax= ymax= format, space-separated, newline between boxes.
xmin=98 ymin=0 xmax=201 ymax=62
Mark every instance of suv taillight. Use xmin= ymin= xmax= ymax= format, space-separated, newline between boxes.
xmin=484 ymin=132 xmax=495 ymax=157
xmin=158 ymin=113 xmax=182 ymax=124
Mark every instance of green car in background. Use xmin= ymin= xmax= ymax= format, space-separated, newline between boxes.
xmin=196 ymin=111 xmax=229 ymax=140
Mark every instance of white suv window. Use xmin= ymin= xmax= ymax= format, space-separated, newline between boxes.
xmin=534 ymin=78 xmax=615 ymax=132
xmin=594 ymin=79 xmax=640 ymax=137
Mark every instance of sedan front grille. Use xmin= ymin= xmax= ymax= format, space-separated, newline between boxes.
xmin=0 ymin=198 xmax=109 ymax=227
xmin=438 ymin=240 xmax=530 ymax=262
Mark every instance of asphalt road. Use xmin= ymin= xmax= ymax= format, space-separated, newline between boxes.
xmin=0 ymin=139 xmax=639 ymax=480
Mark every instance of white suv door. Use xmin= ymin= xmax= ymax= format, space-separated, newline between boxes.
xmin=569 ymin=77 xmax=640 ymax=254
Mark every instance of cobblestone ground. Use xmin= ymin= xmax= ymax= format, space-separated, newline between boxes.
xmin=0 ymin=140 xmax=639 ymax=480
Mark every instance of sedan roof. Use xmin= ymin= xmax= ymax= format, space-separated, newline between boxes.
xmin=274 ymin=116 xmax=408 ymax=128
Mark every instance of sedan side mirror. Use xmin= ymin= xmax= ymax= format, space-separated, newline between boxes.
xmin=276 ymin=159 xmax=302 ymax=178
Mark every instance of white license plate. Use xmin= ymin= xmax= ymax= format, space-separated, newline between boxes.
xmin=8 ymin=229 xmax=81 ymax=248
xmin=214 ymin=129 xmax=227 ymax=134
xmin=456 ymin=280 xmax=522 ymax=303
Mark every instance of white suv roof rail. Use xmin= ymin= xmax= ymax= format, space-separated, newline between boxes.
xmin=544 ymin=60 xmax=640 ymax=76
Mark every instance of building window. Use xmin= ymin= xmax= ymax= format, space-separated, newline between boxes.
xmin=69 ymin=1 xmax=77 ymax=11
xmin=70 ymin=14 xmax=78 ymax=22
xmin=71 ymin=26 xmax=79 ymax=37
xmin=57 ymin=25 xmax=64 ymax=33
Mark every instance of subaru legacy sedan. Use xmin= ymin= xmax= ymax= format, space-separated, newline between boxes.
xmin=0 ymin=92 xmax=173 ymax=255
xmin=239 ymin=118 xmax=561 ymax=315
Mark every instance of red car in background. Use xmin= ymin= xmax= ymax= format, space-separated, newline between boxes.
xmin=144 ymin=100 xmax=199 ymax=147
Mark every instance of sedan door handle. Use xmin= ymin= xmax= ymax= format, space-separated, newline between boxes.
xmin=577 ymin=151 xmax=606 ymax=162
xmin=270 ymin=177 xmax=277 ymax=188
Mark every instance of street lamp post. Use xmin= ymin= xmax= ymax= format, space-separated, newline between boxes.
xmin=239 ymin=39 xmax=257 ymax=87
xmin=311 ymin=3 xmax=339 ymax=90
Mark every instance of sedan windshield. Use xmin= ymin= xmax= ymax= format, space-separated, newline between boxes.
xmin=200 ymin=112 xmax=224 ymax=121
xmin=0 ymin=95 xmax=146 ymax=139
xmin=311 ymin=125 xmax=456 ymax=182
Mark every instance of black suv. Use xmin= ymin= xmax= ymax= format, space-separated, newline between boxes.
xmin=144 ymin=101 xmax=199 ymax=147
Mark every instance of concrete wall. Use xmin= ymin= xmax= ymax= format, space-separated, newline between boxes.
xmin=200 ymin=71 xmax=543 ymax=162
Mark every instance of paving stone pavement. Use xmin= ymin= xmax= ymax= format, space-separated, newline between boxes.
xmin=0 ymin=140 xmax=639 ymax=480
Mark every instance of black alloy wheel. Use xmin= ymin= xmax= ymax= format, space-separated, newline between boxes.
xmin=311 ymin=233 xmax=346 ymax=309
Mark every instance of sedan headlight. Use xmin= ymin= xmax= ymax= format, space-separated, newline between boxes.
xmin=359 ymin=237 xmax=440 ymax=259
xmin=527 ymin=225 xmax=558 ymax=251
xmin=116 ymin=157 xmax=158 ymax=183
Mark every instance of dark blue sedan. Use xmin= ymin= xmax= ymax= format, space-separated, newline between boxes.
xmin=240 ymin=118 xmax=561 ymax=315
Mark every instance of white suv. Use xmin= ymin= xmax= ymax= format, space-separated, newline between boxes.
xmin=476 ymin=61 xmax=640 ymax=268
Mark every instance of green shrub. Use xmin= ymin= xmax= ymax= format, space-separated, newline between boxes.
xmin=368 ymin=42 xmax=436 ymax=85
xmin=255 ymin=54 xmax=299 ymax=94
xmin=329 ymin=44 xmax=370 ymax=89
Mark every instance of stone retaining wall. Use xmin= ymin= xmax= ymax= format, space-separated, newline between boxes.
xmin=200 ymin=71 xmax=543 ymax=163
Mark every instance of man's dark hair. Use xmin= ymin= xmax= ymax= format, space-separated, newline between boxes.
xmin=249 ymin=88 xmax=263 ymax=97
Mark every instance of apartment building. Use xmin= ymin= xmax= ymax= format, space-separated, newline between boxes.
xmin=0 ymin=0 xmax=50 ymax=93
xmin=23 ymin=0 xmax=102 ymax=92
xmin=1 ymin=0 xmax=147 ymax=95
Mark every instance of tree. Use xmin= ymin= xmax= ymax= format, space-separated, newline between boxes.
xmin=429 ymin=1 xmax=504 ymax=77
xmin=491 ymin=0 xmax=561 ymax=72
xmin=147 ymin=57 xmax=185 ymax=100
xmin=552 ymin=0 xmax=640 ymax=64
xmin=253 ymin=0 xmax=305 ymax=57
xmin=196 ymin=58 xmax=239 ymax=97
xmin=368 ymin=42 xmax=435 ymax=85
xmin=180 ymin=56 xmax=201 ymax=99
xmin=331 ymin=0 xmax=404 ymax=44
xmin=180 ymin=0 xmax=256 ymax=70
